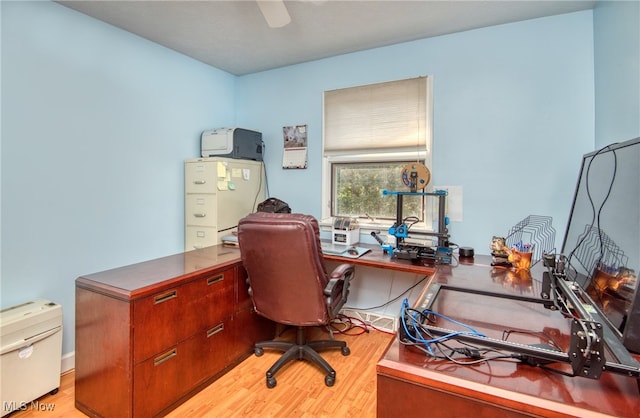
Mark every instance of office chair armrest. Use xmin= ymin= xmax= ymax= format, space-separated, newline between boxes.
xmin=329 ymin=263 xmax=354 ymax=281
xmin=325 ymin=264 xmax=355 ymax=314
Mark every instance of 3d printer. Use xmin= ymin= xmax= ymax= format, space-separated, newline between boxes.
xmin=371 ymin=162 xmax=452 ymax=264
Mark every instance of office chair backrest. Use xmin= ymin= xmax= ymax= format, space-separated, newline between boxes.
xmin=238 ymin=212 xmax=333 ymax=326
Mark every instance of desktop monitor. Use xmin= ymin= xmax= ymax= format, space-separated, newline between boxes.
xmin=561 ymin=137 xmax=640 ymax=353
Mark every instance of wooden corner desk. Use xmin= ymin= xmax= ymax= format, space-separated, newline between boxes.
xmin=75 ymin=243 xmax=639 ymax=417
xmin=375 ymin=254 xmax=640 ymax=418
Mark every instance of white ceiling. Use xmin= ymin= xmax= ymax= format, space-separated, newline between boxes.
xmin=57 ymin=0 xmax=596 ymax=76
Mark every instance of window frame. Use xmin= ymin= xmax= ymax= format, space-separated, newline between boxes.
xmin=321 ymin=76 xmax=434 ymax=233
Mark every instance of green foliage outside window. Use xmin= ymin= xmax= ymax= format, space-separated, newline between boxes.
xmin=333 ymin=162 xmax=424 ymax=220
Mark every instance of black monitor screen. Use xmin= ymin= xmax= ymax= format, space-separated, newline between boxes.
xmin=561 ymin=137 xmax=640 ymax=349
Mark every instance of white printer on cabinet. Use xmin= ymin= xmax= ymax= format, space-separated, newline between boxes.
xmin=201 ymin=127 xmax=263 ymax=161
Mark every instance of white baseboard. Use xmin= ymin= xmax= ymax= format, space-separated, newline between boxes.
xmin=61 ymin=351 xmax=75 ymax=374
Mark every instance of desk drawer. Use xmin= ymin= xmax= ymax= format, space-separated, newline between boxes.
xmin=133 ymin=319 xmax=234 ymax=417
xmin=132 ymin=270 xmax=234 ymax=364
xmin=133 ymin=336 xmax=198 ymax=418
xmin=201 ymin=269 xmax=235 ymax=327
xmin=188 ymin=320 xmax=234 ymax=386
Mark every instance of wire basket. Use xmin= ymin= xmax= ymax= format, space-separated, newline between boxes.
xmin=505 ymin=215 xmax=556 ymax=266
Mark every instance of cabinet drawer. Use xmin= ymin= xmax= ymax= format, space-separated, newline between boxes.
xmin=185 ymin=161 xmax=217 ymax=194
xmin=133 ymin=320 xmax=234 ymax=418
xmin=201 ymin=269 xmax=235 ymax=327
xmin=185 ymin=194 xmax=217 ymax=227
xmin=185 ymin=226 xmax=218 ymax=250
xmin=188 ymin=320 xmax=234 ymax=386
xmin=133 ymin=337 xmax=196 ymax=418
xmin=133 ymin=283 xmax=200 ymax=364
xmin=133 ymin=270 xmax=235 ymax=364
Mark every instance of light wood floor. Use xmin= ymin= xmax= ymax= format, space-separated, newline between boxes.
xmin=11 ymin=327 xmax=394 ymax=418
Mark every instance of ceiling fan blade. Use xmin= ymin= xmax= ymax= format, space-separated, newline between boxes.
xmin=256 ymin=0 xmax=291 ymax=28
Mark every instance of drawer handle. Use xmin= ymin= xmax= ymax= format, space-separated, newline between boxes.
xmin=207 ymin=274 xmax=224 ymax=285
xmin=154 ymin=348 xmax=177 ymax=366
xmin=193 ymin=180 xmax=206 ymax=185
xmin=154 ymin=290 xmax=177 ymax=304
xmin=194 ymin=213 xmax=207 ymax=218
xmin=207 ymin=323 xmax=224 ymax=338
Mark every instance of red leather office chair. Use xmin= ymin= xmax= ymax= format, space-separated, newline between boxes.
xmin=237 ymin=212 xmax=355 ymax=388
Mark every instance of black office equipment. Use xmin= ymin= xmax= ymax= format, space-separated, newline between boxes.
xmin=562 ymin=137 xmax=640 ymax=353
xmin=256 ymin=197 xmax=291 ymax=213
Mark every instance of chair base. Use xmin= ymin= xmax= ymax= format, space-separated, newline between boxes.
xmin=254 ymin=326 xmax=350 ymax=388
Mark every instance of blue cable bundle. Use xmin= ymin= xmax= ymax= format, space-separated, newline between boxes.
xmin=400 ymin=298 xmax=486 ymax=356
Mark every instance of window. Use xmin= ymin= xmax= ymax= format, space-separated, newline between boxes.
xmin=322 ymin=76 xmax=433 ymax=230
xmin=332 ymin=161 xmax=424 ymax=220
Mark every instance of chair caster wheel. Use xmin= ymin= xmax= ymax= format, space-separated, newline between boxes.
xmin=325 ymin=374 xmax=335 ymax=387
xmin=266 ymin=376 xmax=277 ymax=388
xmin=255 ymin=347 xmax=264 ymax=357
xmin=341 ymin=346 xmax=350 ymax=356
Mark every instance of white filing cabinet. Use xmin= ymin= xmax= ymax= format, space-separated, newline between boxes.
xmin=185 ymin=157 xmax=265 ymax=250
xmin=1 ymin=299 xmax=63 ymax=417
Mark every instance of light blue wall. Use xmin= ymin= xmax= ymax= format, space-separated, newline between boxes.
xmin=593 ymin=0 xmax=640 ymax=147
xmin=1 ymin=1 xmax=236 ymax=355
xmin=236 ymin=11 xmax=596 ymax=254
